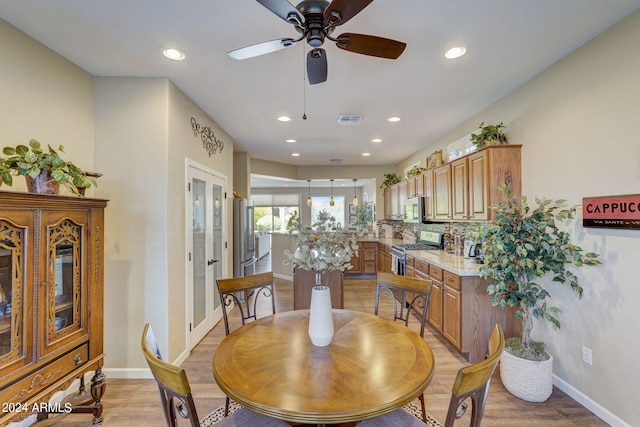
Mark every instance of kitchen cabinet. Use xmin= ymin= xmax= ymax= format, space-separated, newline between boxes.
xmin=433 ymin=164 xmax=452 ymax=220
xmin=345 ymin=241 xmax=376 ymax=275
xmin=383 ymin=187 xmax=392 ymax=219
xmin=415 ymin=173 xmax=425 ymax=197
xmin=377 ymin=243 xmax=392 ymax=273
xmin=412 ymin=255 xmax=518 ymax=363
xmin=451 ymin=158 xmax=468 ymax=220
xmin=423 ymin=171 xmax=434 ymax=220
xmin=405 ymin=255 xmax=415 ymax=277
xmin=407 ymin=177 xmax=416 ymax=198
xmin=0 ymin=192 xmax=107 ymax=426
xmin=430 ymin=145 xmax=521 ymax=222
xmin=390 ymin=184 xmax=400 ymax=220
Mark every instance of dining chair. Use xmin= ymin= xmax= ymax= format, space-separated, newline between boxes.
xmin=357 ymin=323 xmax=505 ymax=427
xmin=374 ymin=271 xmax=433 ymax=422
xmin=215 ymin=271 xmax=277 ymax=415
xmin=216 ymin=271 xmax=277 ymax=335
xmin=141 ymin=323 xmax=288 ymax=427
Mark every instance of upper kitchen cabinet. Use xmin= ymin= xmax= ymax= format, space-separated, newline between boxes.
xmin=432 ymin=145 xmax=521 ymax=222
xmin=433 ymin=164 xmax=452 ymax=220
xmin=467 ymin=145 xmax=521 ymax=221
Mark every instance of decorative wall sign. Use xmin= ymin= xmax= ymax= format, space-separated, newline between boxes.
xmin=582 ymin=194 xmax=640 ymax=229
xmin=190 ymin=117 xmax=224 ymax=157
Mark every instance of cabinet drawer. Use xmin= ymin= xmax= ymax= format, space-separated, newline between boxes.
xmin=429 ymin=265 xmax=444 ymax=281
xmin=414 ymin=259 xmax=429 ymax=274
xmin=0 ymin=343 xmax=89 ymax=405
xmin=406 ymin=256 xmax=415 ymax=267
xmin=443 ymin=271 xmax=461 ymax=290
xmin=363 ymin=242 xmax=376 ymax=249
xmin=363 ymin=262 xmax=376 ymax=274
xmin=363 ymin=248 xmax=376 ymax=261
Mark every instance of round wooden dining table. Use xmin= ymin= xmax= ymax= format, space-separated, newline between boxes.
xmin=212 ymin=309 xmax=435 ymax=424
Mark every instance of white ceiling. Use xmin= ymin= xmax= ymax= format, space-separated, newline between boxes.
xmin=2 ymin=1 xmax=639 ymax=179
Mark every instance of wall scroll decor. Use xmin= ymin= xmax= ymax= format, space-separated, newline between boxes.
xmin=583 ymin=194 xmax=640 ymax=229
xmin=190 ymin=117 xmax=224 ymax=157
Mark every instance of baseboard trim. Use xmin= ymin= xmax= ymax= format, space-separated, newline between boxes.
xmin=103 ymin=367 xmax=153 ymax=379
xmin=553 ymin=375 xmax=630 ymax=426
xmin=273 ymin=272 xmax=292 ymax=281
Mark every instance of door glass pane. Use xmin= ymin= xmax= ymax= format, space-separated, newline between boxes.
xmin=49 ymin=219 xmax=82 ymax=338
xmin=0 ymin=221 xmax=25 ymax=361
xmin=212 ymin=184 xmax=222 ymax=310
xmin=192 ymin=178 xmax=206 ymax=326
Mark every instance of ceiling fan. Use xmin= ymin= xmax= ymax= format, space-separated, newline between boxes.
xmin=227 ymin=0 xmax=406 ymax=84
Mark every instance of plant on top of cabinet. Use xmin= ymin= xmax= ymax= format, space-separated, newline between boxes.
xmin=470 ymin=122 xmax=508 ymax=149
xmin=0 ymin=158 xmax=12 ymax=186
xmin=379 ymin=172 xmax=401 ymax=189
xmin=1 ymin=139 xmax=95 ymax=195
xmin=406 ymin=165 xmax=426 ymax=178
xmin=478 ymin=185 xmax=601 ymax=402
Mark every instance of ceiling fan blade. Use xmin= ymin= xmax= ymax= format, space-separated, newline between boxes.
xmin=228 ymin=38 xmax=296 ymax=60
xmin=256 ymin=0 xmax=304 ymax=24
xmin=335 ymin=33 xmax=406 ymax=59
xmin=307 ymin=48 xmax=328 ymax=85
xmin=324 ymin=0 xmax=373 ymax=26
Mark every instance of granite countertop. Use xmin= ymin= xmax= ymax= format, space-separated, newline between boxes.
xmin=374 ymin=238 xmax=482 ymax=277
xmin=405 ymin=248 xmax=482 ymax=276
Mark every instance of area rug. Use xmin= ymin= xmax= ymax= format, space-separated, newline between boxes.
xmin=201 ymin=401 xmax=443 ymax=427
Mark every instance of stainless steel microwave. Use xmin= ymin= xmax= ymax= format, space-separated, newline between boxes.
xmin=403 ymin=197 xmax=425 ymax=223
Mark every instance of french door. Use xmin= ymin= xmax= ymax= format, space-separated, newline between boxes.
xmin=186 ymin=161 xmax=226 ymax=349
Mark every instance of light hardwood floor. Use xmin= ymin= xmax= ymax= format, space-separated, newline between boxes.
xmin=40 ymin=255 xmax=606 ymax=426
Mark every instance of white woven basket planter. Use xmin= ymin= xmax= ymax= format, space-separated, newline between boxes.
xmin=500 ymin=350 xmax=553 ymax=402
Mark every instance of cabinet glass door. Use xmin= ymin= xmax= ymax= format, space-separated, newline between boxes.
xmin=0 ymin=220 xmax=27 ymax=365
xmin=47 ymin=218 xmax=83 ymax=342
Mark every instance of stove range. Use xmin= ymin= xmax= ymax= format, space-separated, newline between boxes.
xmin=390 ymin=231 xmax=443 ymax=276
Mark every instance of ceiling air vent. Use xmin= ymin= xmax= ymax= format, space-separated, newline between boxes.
xmin=329 ymin=159 xmax=343 ymax=165
xmin=337 ymin=114 xmax=363 ymax=126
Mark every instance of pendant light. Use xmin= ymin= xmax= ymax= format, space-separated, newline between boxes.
xmin=352 ymin=179 xmax=359 ymax=207
xmin=329 ymin=179 xmax=335 ymax=206
xmin=307 ymin=179 xmax=312 ymax=207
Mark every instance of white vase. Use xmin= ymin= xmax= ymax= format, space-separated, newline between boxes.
xmin=308 ymin=275 xmax=334 ymax=347
xmin=500 ymin=349 xmax=554 ymax=402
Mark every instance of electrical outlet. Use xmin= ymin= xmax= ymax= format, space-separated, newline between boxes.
xmin=582 ymin=345 xmax=593 ymax=365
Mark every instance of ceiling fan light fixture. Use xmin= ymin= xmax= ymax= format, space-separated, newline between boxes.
xmin=445 ymin=46 xmax=467 ymax=59
xmin=162 ymin=48 xmax=186 ymax=61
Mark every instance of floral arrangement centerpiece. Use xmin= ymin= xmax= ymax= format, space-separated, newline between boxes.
xmin=284 ymin=210 xmax=361 ymax=287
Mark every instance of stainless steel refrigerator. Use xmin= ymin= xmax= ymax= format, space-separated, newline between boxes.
xmin=233 ymin=198 xmax=256 ymax=277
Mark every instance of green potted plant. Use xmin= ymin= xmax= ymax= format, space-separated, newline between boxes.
xmin=0 ymin=158 xmax=12 ymax=187
xmin=478 ymin=186 xmax=601 ymax=402
xmin=470 ymin=122 xmax=508 ymax=149
xmin=379 ymin=172 xmax=400 ymax=189
xmin=406 ymin=165 xmax=426 ymax=178
xmin=2 ymin=139 xmax=93 ymax=195
xmin=356 ymin=201 xmax=375 ymax=231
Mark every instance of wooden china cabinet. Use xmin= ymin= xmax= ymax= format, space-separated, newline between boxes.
xmin=0 ymin=191 xmax=107 ymax=426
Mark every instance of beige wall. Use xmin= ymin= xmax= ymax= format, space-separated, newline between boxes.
xmin=0 ymin=18 xmax=95 ymax=192
xmin=397 ymin=10 xmax=640 ymax=426
xmin=94 ymin=77 xmax=235 ymax=371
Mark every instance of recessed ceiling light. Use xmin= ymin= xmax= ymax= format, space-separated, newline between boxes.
xmin=371 ymin=138 xmax=382 ymax=143
xmin=278 ymin=116 xmax=292 ymax=122
xmin=162 ymin=48 xmax=186 ymax=61
xmin=362 ymin=152 xmax=371 ymax=156
xmin=387 ymin=116 xmax=401 ymax=123
xmin=445 ymin=46 xmax=467 ymax=59
xmin=291 ymin=153 xmax=300 ymax=157
xmin=286 ymin=139 xmax=296 ymax=143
